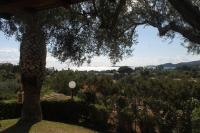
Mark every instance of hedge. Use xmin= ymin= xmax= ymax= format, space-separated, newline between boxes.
xmin=0 ymin=100 xmax=109 ymax=132
xmin=0 ymin=101 xmax=21 ymax=119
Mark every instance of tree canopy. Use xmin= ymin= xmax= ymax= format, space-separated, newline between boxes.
xmin=0 ymin=0 xmax=137 ymax=65
xmin=0 ymin=0 xmax=200 ymax=64
xmin=0 ymin=0 xmax=199 ymax=65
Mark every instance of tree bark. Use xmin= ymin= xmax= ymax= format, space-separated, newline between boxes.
xmin=20 ymin=13 xmax=46 ymax=122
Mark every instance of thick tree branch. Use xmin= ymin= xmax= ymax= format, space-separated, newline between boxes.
xmin=168 ymin=0 xmax=200 ymax=31
xmin=149 ymin=21 xmax=200 ymax=44
xmin=67 ymin=0 xmax=91 ymax=4
xmin=170 ymin=24 xmax=200 ymax=44
xmin=0 ymin=0 xmax=91 ymax=18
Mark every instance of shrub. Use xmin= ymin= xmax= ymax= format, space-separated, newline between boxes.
xmin=0 ymin=101 xmax=21 ymax=119
xmin=0 ymin=80 xmax=19 ymax=100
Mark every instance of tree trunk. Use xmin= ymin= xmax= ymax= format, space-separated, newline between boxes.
xmin=20 ymin=13 xmax=46 ymax=122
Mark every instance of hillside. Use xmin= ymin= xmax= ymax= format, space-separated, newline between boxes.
xmin=159 ymin=60 xmax=200 ymax=68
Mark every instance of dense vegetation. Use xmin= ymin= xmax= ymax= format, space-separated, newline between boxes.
xmin=0 ymin=63 xmax=200 ymax=132
xmin=0 ymin=63 xmax=19 ymax=101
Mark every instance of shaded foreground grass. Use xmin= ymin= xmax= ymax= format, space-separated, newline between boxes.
xmin=0 ymin=119 xmax=98 ymax=133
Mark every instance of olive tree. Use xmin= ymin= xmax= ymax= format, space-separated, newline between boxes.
xmin=0 ymin=0 xmax=137 ymax=122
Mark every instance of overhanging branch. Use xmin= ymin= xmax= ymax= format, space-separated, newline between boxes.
xmin=168 ymin=0 xmax=200 ymax=31
xmin=0 ymin=0 xmax=91 ymax=18
xmin=151 ymin=22 xmax=200 ymax=44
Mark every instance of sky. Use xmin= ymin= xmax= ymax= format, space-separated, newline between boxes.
xmin=0 ymin=25 xmax=200 ymax=71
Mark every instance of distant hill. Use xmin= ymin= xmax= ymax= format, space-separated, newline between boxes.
xmin=159 ymin=60 xmax=200 ymax=68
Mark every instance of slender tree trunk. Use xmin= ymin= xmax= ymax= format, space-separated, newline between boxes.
xmin=20 ymin=13 xmax=46 ymax=122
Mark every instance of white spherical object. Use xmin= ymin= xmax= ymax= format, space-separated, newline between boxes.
xmin=69 ymin=81 xmax=76 ymax=89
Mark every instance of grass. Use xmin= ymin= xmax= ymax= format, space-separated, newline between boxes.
xmin=0 ymin=119 xmax=98 ymax=133
xmin=0 ymin=99 xmax=16 ymax=104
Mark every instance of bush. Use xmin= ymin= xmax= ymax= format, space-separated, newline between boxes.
xmin=0 ymin=80 xmax=19 ymax=100
xmin=78 ymin=91 xmax=97 ymax=105
xmin=118 ymin=66 xmax=133 ymax=74
xmin=0 ymin=101 xmax=21 ymax=120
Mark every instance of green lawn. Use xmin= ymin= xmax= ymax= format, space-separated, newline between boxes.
xmin=0 ymin=119 xmax=98 ymax=133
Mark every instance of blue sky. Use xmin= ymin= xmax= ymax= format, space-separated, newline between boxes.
xmin=0 ymin=25 xmax=200 ymax=70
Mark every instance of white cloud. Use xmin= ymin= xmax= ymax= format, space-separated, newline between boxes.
xmin=0 ymin=48 xmax=19 ymax=64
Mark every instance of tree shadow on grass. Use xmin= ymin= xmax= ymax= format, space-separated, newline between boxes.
xmin=0 ymin=119 xmax=36 ymax=133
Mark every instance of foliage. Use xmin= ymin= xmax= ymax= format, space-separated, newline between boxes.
xmin=0 ymin=0 xmax=138 ymax=64
xmin=42 ymin=68 xmax=200 ymax=132
xmin=0 ymin=80 xmax=19 ymax=100
xmin=1 ymin=0 xmax=199 ymax=64
xmin=0 ymin=64 xmax=20 ymax=101
xmin=1 ymin=63 xmax=200 ymax=132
